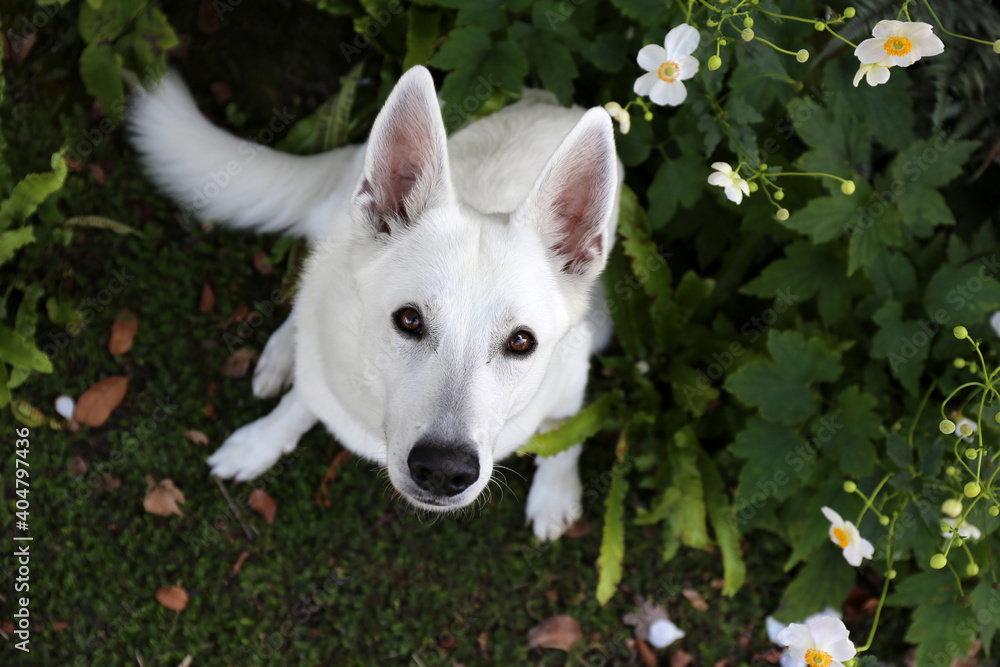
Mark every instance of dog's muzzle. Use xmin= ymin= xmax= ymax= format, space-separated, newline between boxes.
xmin=407 ymin=440 xmax=480 ymax=498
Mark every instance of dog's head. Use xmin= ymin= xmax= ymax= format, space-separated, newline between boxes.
xmin=348 ymin=66 xmax=618 ymax=512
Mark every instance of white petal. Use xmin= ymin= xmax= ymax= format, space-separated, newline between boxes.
xmin=766 ymin=616 xmax=788 ymax=643
xmin=827 ymin=638 xmax=858 ymax=662
xmin=777 ymin=623 xmax=815 ymax=650
xmin=676 ymin=54 xmax=700 ymax=80
xmin=648 ymin=619 xmax=685 ymax=648
xmin=55 ymin=395 xmax=76 ymax=420
xmin=858 ymin=536 xmax=875 ymax=559
xmin=723 ymin=182 xmax=743 ymax=204
xmin=866 ymin=64 xmax=891 ymax=86
xmin=711 ymin=162 xmax=733 ymax=175
xmin=853 ymin=65 xmax=866 ymax=87
xmin=807 ymin=616 xmax=850 ymax=646
xmin=737 ymin=177 xmax=750 ymax=197
xmin=843 ymin=543 xmax=863 ymax=567
xmin=855 ymin=38 xmax=890 ymax=64
xmin=708 ymin=172 xmax=731 ymax=187
xmin=889 ymin=51 xmax=920 ymax=67
xmin=633 ymin=71 xmax=659 ymax=96
xmin=664 ymin=23 xmax=700 ymax=59
xmin=898 ymin=21 xmax=935 ymax=38
xmin=872 ymin=20 xmax=907 ymax=38
xmin=991 ymin=311 xmax=1000 ymax=338
xmin=779 ymin=651 xmax=806 ymax=667
xmin=914 ymin=32 xmax=945 ymax=57
xmin=637 ymin=44 xmax=668 ymax=72
xmin=650 ymin=79 xmax=687 ymax=106
xmin=821 ymin=506 xmax=843 ymax=525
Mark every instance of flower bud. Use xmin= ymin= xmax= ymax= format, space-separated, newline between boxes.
xmin=744 ymin=17 xmax=754 ymax=28
xmin=994 ymin=39 xmax=1000 ymax=54
xmin=604 ymin=101 xmax=623 ymax=116
xmin=843 ymin=481 xmax=857 ymax=493
xmin=841 ymin=180 xmax=856 ymax=195
xmin=748 ymin=182 xmax=759 ymax=193
xmin=776 ymin=208 xmax=790 ymax=221
xmin=844 ymin=7 xmax=856 ymax=18
xmin=953 ymin=358 xmax=966 ymax=368
xmin=996 ymin=413 xmax=1000 ymax=424
xmin=774 ymin=190 xmax=784 ymax=201
xmin=967 ymin=563 xmax=980 ymax=577
xmin=965 ymin=447 xmax=978 ymax=460
xmin=930 ymin=553 xmax=948 ymax=569
xmin=879 ymin=515 xmax=890 ymax=526
xmin=759 ymin=163 xmax=768 ymax=171
xmin=953 ymin=325 xmax=968 ymax=339
xmin=644 ymin=111 xmax=653 ymax=121
xmin=939 ymin=419 xmax=956 ymax=435
xmin=814 ymin=21 xmax=825 ymax=31
xmin=946 ymin=466 xmax=958 ymax=476
xmin=968 ymin=363 xmax=978 ymax=374
xmin=796 ymin=49 xmax=809 ymax=63
xmin=708 ymin=55 xmax=722 ymax=70
xmin=941 ymin=499 xmax=963 ymax=518
xmin=742 ymin=28 xmax=755 ymax=41
xmin=707 ymin=18 xmax=718 ymax=27
xmin=965 ymin=482 xmax=981 ymax=498
xmin=953 ymin=537 xmax=965 ymax=547
xmin=888 ymin=569 xmax=897 ymax=579
xmin=990 ymin=506 xmax=999 ymax=517
xmin=959 ymin=423 xmax=974 ymax=437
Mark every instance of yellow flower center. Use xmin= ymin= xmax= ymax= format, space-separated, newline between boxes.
xmin=805 ymin=649 xmax=833 ymax=667
xmin=658 ymin=61 xmax=680 ymax=82
xmin=833 ymin=527 xmax=850 ymax=548
xmin=883 ymin=35 xmax=913 ymax=56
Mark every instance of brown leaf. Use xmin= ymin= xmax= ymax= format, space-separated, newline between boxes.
xmin=714 ymin=659 xmax=734 ymax=667
xmin=69 ymin=455 xmax=88 ymax=477
xmin=10 ymin=32 xmax=37 ymax=64
xmin=155 ymin=586 xmax=189 ymax=611
xmin=318 ymin=449 xmax=353 ymax=501
xmin=109 ymin=310 xmax=139 ymax=355
xmin=225 ymin=302 xmax=250 ymax=327
xmin=248 ymin=488 xmax=277 ymax=524
xmin=253 ymin=251 xmax=273 ymax=276
xmin=230 ymin=550 xmax=252 ymax=576
xmin=197 ymin=0 xmax=222 ymax=34
xmin=563 ymin=520 xmax=591 ymax=538
xmin=209 ymin=81 xmax=233 ymax=105
xmin=178 ymin=656 xmax=194 ymax=667
xmin=682 ymin=588 xmax=709 ymax=612
xmin=526 ymin=615 xmax=582 ymax=652
xmin=143 ymin=475 xmax=186 ymax=517
xmin=74 ymin=376 xmax=129 ymax=427
xmin=87 ymin=163 xmax=106 ymax=186
xmin=101 ymin=475 xmax=122 ymax=491
xmin=636 ymin=638 xmax=658 ymax=667
xmin=670 ymin=649 xmax=694 ymax=667
xmin=183 ymin=429 xmax=210 ymax=446
xmin=221 ymin=348 xmax=258 ymax=378
xmin=65 ymin=155 xmax=84 ymax=172
xmin=199 ymin=282 xmax=215 ymax=313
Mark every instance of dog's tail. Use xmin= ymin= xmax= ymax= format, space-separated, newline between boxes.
xmin=128 ymin=71 xmax=363 ymax=241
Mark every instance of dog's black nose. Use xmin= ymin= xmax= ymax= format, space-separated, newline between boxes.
xmin=407 ymin=442 xmax=480 ymax=497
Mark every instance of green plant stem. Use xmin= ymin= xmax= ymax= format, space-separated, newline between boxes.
xmin=922 ymin=0 xmax=997 ymax=46
xmin=823 ymin=25 xmax=857 ymax=48
xmin=909 ymin=381 xmax=937 ymax=449
xmin=754 ymin=7 xmax=816 ymax=23
xmin=856 ymin=474 xmax=891 ymax=524
xmin=856 ymin=515 xmax=897 ymax=652
xmin=753 ymin=36 xmax=800 ymax=57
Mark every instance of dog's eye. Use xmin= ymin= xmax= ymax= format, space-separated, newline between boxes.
xmin=393 ymin=307 xmax=423 ymax=337
xmin=507 ymin=330 xmax=536 ymax=355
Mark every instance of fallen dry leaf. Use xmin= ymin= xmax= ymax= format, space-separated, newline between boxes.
xmin=231 ymin=550 xmax=251 ymax=576
xmin=199 ymin=282 xmax=215 ymax=313
xmin=248 ymin=488 xmax=276 ymax=525
xmin=636 ymin=638 xmax=657 ymax=667
xmin=101 ymin=475 xmax=122 ymax=491
xmin=74 ymin=376 xmax=129 ymax=427
xmin=713 ymin=658 xmax=734 ymax=667
xmin=155 ymin=586 xmax=189 ymax=611
xmin=221 ymin=348 xmax=258 ymax=378
xmin=670 ymin=648 xmax=694 ymax=667
xmin=209 ymin=81 xmax=233 ymax=104
xmin=526 ymin=615 xmax=582 ymax=652
xmin=178 ymin=655 xmax=194 ymax=667
xmin=682 ymin=588 xmax=709 ymax=612
xmin=144 ymin=475 xmax=186 ymax=517
xmin=1 ymin=621 xmax=13 ymax=634
xmin=563 ymin=520 xmax=591 ymax=538
xmin=109 ymin=310 xmax=139 ymax=355
xmin=253 ymin=251 xmax=273 ymax=276
xmin=225 ymin=302 xmax=250 ymax=327
xmin=69 ymin=455 xmax=88 ymax=477
xmin=87 ymin=163 xmax=106 ymax=185
xmin=10 ymin=32 xmax=37 ymax=64
xmin=183 ymin=429 xmax=210 ymax=446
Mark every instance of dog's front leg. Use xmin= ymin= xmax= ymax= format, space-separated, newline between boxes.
xmin=207 ymin=388 xmax=317 ymax=481
xmin=525 ymin=419 xmax=583 ymax=542
xmin=253 ymin=312 xmax=296 ymax=398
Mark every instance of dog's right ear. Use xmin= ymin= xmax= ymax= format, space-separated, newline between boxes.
xmin=353 ymin=66 xmax=452 ymax=237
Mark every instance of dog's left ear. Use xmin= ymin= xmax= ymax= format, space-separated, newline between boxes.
xmin=512 ymin=108 xmax=619 ymax=280
xmin=354 ymin=66 xmax=452 ymax=237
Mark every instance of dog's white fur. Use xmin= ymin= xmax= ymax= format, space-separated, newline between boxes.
xmin=130 ymin=66 xmax=622 ymax=541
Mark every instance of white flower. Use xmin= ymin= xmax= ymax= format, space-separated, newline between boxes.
xmin=777 ymin=616 xmax=856 ymax=667
xmin=55 ymin=395 xmax=76 ymax=420
xmin=603 ymin=101 xmax=631 ymax=134
xmin=766 ymin=608 xmax=841 ymax=667
xmin=855 ymin=20 xmax=944 ymax=68
xmin=634 ymin=24 xmax=700 ymax=106
xmin=990 ymin=311 xmax=1000 ymax=338
xmin=954 ymin=417 xmax=977 ymax=442
xmin=707 ymin=162 xmax=750 ymax=204
xmin=941 ymin=517 xmax=982 ymax=541
xmin=821 ymin=507 xmax=874 ymax=567
xmin=852 ymin=57 xmax=893 ymax=87
xmin=648 ymin=618 xmax=685 ymax=648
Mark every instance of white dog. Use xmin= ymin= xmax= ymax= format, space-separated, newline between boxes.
xmin=129 ymin=66 xmax=622 ymax=541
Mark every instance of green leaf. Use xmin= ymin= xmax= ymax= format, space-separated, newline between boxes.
xmin=724 ymin=330 xmax=842 ymax=426
xmin=730 ymin=417 xmax=810 ymax=517
xmin=11 ymin=399 xmax=46 ymax=428
xmin=78 ymin=0 xmax=144 ymax=44
xmin=130 ymin=6 xmax=179 ymax=77
xmin=871 ymin=300 xmax=930 ymax=396
xmin=429 ymin=27 xmax=528 ymax=132
xmin=924 ymin=261 xmax=1000 ymax=324
xmin=80 ymin=43 xmax=125 ymax=124
xmin=0 ymin=326 xmax=53 ymax=373
xmin=673 ymin=271 xmax=714 ymax=326
xmin=847 ymin=204 xmax=901 ymax=275
xmin=0 ymin=226 xmax=36 ymax=268
xmin=820 ymin=387 xmax=882 ymax=478
xmin=435 ymin=0 xmax=507 ymax=32
xmin=725 ymin=96 xmax=763 ymax=126
xmin=741 ymin=240 xmax=852 ymax=325
xmin=778 ymin=193 xmax=859 ymax=244
xmin=596 ymin=430 xmax=629 ymax=605
xmin=970 ymin=581 xmax=1000 ymax=657
xmin=776 ymin=546 xmax=853 ymax=623
xmin=786 ymin=97 xmax=868 ymax=168
xmin=582 ymin=32 xmax=626 ymax=72
xmin=14 ymin=284 xmax=45 ymax=341
xmin=46 ymin=297 xmax=83 ymax=328
xmin=0 ymin=363 xmax=9 ymax=408
xmin=601 ymin=242 xmax=651 ymax=359
xmin=512 ymin=23 xmax=578 ymax=105
xmin=520 ymin=392 xmax=619 ymax=456
xmin=608 ymin=0 xmax=669 ymax=25
xmin=885 ymin=432 xmax=913 ymax=469
xmin=669 ymin=427 xmax=709 ymax=549
xmin=0 ymin=150 xmax=68 ymax=232
xmin=276 ymin=63 xmax=363 ymax=155
xmin=646 ymin=156 xmax=707 ymax=229
xmin=63 ymin=215 xmax=143 ymax=236
xmin=866 ymin=252 xmax=917 ymax=302
xmin=665 ymin=362 xmax=718 ymax=418
xmin=616 ymin=185 xmax=675 ymax=341
xmin=889 ymin=138 xmax=979 ymax=190
xmin=698 ymin=452 xmax=746 ymax=596
xmin=897 ymin=187 xmax=955 ymax=238
xmin=403 ymin=6 xmax=442 ymax=70
xmin=887 ymin=570 xmax=975 ymax=667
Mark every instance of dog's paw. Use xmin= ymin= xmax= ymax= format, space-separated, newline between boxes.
xmin=207 ymin=422 xmax=297 ymax=482
xmin=252 ymin=332 xmax=295 ymax=399
xmin=525 ymin=452 xmax=583 ymax=542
